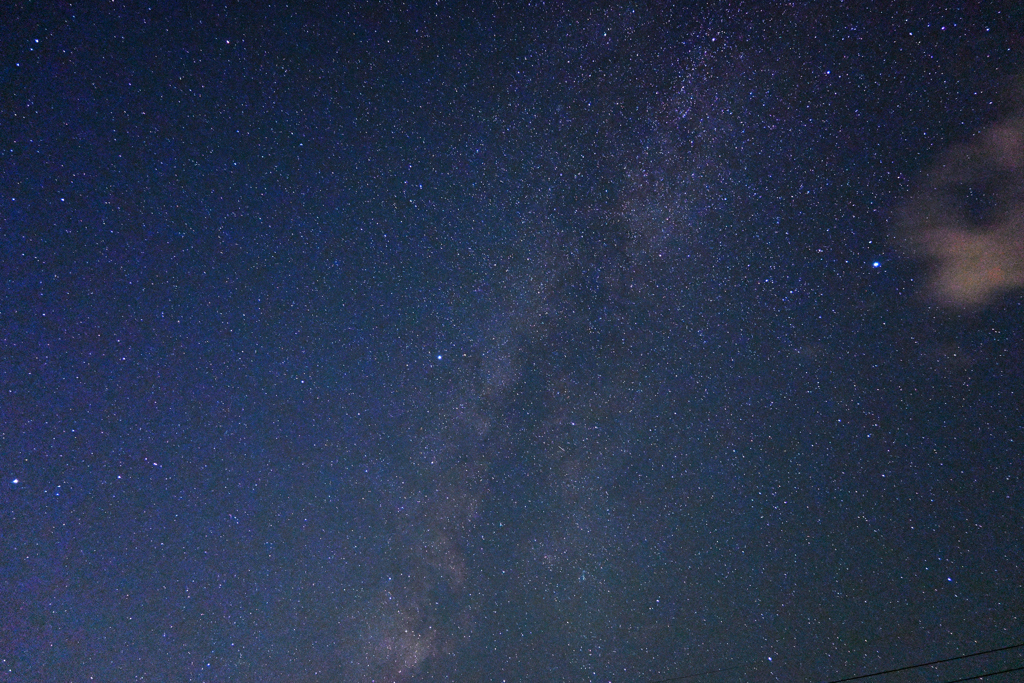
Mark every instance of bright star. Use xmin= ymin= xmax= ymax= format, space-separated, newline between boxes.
xmin=872 ymin=261 xmax=880 ymax=268
xmin=12 ymin=478 xmax=18 ymax=484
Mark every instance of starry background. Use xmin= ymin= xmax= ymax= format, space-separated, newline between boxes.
xmin=2 ymin=2 xmax=1024 ymax=682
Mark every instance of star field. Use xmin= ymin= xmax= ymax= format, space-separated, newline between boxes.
xmin=2 ymin=2 xmax=1023 ymax=682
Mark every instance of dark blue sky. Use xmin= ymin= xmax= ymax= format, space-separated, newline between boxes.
xmin=2 ymin=2 xmax=1023 ymax=682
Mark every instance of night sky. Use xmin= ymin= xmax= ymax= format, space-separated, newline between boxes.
xmin=3 ymin=3 xmax=1024 ymax=682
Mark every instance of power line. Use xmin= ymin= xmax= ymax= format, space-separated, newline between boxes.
xmin=821 ymin=641 xmax=1024 ymax=683
xmin=938 ymin=664 xmax=1024 ymax=683
xmin=647 ymin=640 xmax=1024 ymax=683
